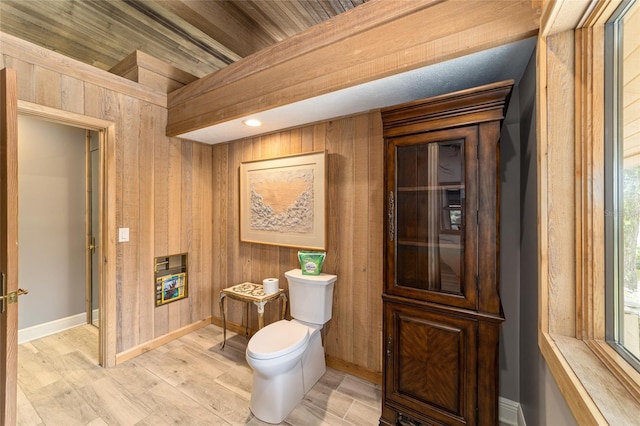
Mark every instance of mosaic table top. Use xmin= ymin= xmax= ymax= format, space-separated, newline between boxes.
xmin=221 ymin=282 xmax=284 ymax=302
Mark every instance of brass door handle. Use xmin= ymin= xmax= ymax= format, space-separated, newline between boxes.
xmin=1 ymin=272 xmax=29 ymax=313
xmin=0 ymin=288 xmax=29 ymax=301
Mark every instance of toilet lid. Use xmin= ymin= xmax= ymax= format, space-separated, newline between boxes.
xmin=247 ymin=320 xmax=309 ymax=360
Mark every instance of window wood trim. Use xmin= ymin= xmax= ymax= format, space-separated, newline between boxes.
xmin=539 ymin=0 xmax=640 ymax=423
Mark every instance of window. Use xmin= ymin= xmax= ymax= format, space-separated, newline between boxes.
xmin=606 ymin=0 xmax=640 ymax=371
xmin=539 ymin=0 xmax=640 ymax=423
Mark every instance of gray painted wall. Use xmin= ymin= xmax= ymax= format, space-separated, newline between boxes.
xmin=18 ymin=115 xmax=87 ymax=329
xmin=499 ymin=74 xmax=522 ymax=402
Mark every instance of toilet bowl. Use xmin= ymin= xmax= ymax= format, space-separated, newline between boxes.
xmin=246 ymin=319 xmax=324 ymax=424
xmin=245 ymin=269 xmax=337 ymax=424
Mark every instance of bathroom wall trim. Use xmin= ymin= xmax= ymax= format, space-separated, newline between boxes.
xmin=115 ymin=317 xmax=213 ymax=364
xmin=499 ymin=397 xmax=525 ymax=426
xmin=18 ymin=313 xmax=87 ymax=344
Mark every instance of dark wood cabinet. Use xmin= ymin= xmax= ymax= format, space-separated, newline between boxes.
xmin=380 ymin=81 xmax=513 ymax=426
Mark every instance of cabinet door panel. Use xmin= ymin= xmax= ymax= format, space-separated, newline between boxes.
xmin=385 ymin=302 xmax=477 ymax=425
xmin=386 ymin=126 xmax=478 ymax=309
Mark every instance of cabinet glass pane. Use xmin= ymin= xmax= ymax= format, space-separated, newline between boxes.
xmin=395 ymin=140 xmax=464 ymax=294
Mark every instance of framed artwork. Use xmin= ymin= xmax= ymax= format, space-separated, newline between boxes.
xmin=156 ymin=272 xmax=187 ymax=306
xmin=240 ymin=151 xmax=326 ymax=250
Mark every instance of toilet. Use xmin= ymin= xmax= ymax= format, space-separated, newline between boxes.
xmin=246 ymin=268 xmax=337 ymax=424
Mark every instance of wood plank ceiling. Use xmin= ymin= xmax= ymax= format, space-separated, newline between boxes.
xmin=0 ymin=0 xmax=367 ymax=78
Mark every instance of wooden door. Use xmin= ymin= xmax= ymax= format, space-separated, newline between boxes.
xmin=383 ymin=300 xmax=478 ymax=426
xmin=1 ymin=67 xmax=19 ymax=426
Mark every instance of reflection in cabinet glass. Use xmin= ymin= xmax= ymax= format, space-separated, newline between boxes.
xmin=394 ymin=139 xmax=465 ymax=294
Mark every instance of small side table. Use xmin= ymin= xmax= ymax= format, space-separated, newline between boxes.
xmin=219 ymin=282 xmax=287 ymax=350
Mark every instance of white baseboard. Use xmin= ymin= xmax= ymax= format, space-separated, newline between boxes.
xmin=500 ymin=397 xmax=525 ymax=426
xmin=18 ymin=312 xmax=87 ymax=344
xmin=517 ymin=404 xmax=527 ymax=426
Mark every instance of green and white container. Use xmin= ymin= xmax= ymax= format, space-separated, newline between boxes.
xmin=298 ymin=251 xmax=326 ymax=275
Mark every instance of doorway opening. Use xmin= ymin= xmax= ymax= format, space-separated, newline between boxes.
xmin=17 ymin=116 xmax=99 ymax=361
xmin=16 ymin=101 xmax=116 ymax=368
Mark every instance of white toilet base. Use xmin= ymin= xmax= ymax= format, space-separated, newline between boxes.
xmin=301 ymin=331 xmax=326 ymax=394
xmin=249 ymin=330 xmax=326 ymax=424
xmin=250 ymin=359 xmax=304 ymax=424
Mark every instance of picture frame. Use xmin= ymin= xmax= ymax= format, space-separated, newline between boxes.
xmin=240 ymin=151 xmax=326 ymax=250
xmin=156 ymin=272 xmax=187 ymax=306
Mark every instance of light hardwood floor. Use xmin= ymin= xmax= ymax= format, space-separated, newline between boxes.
xmin=17 ymin=324 xmax=381 ymax=426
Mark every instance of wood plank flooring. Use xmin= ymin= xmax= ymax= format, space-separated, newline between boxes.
xmin=17 ymin=324 xmax=382 ymax=425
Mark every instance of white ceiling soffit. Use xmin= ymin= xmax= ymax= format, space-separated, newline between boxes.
xmin=178 ymin=37 xmax=537 ymax=145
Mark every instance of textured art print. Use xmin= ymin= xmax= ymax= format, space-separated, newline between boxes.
xmin=240 ymin=151 xmax=326 ymax=250
xmin=249 ymin=169 xmax=314 ymax=233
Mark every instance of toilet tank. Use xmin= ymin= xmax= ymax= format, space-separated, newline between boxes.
xmin=285 ymin=269 xmax=337 ymax=325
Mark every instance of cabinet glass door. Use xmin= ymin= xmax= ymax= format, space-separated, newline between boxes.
xmin=387 ymin=127 xmax=478 ymax=307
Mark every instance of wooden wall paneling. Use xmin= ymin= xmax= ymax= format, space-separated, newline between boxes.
xmin=198 ymin=142 xmax=214 ymax=321
xmin=325 ymin=117 xmax=355 ymax=363
xmin=34 ymin=67 xmax=60 ymax=108
xmin=258 ymin=132 xmax=279 ymax=159
xmin=226 ymin=140 xmax=246 ymax=327
xmin=180 ymin=139 xmax=194 ymax=328
xmin=153 ymin=115 xmax=170 ymax=339
xmin=167 ymin=136 xmax=183 ymax=333
xmin=138 ymin=102 xmax=155 ymax=344
xmin=211 ymin=143 xmax=228 ymax=318
xmin=277 ymin=130 xmax=292 ymax=157
xmin=167 ymin=137 xmax=183 ymax=255
xmin=60 ymin=75 xmax=84 ymax=114
xmin=368 ymin=112 xmax=384 ymax=373
xmin=0 ymin=32 xmax=166 ymax=108
xmin=188 ymin=140 xmax=214 ymax=324
xmin=118 ymin=95 xmax=142 ymax=352
xmin=301 ymin=126 xmax=314 ymax=153
xmin=3 ymin=39 xmax=217 ymax=362
xmin=2 ymin=57 xmax=34 ymax=103
xmin=189 ymin=141 xmax=202 ymax=323
xmin=546 ymin=31 xmax=576 ymax=337
xmin=255 ymin=133 xmax=271 ymax=159
xmin=289 ymin=127 xmax=303 ymax=154
xmin=313 ymin=122 xmax=327 ymax=152
xmin=153 ymin=113 xmax=169 ymax=258
xmin=276 ymin=247 xmax=294 ymax=323
xmin=352 ymin=113 xmax=372 ymax=368
xmin=114 ymin=91 xmax=127 ymax=351
xmin=250 ymin=244 xmax=275 ymax=327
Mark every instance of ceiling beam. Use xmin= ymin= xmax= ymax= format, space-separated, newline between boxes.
xmin=167 ymin=0 xmax=541 ymax=138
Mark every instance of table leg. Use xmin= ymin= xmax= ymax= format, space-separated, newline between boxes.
xmin=244 ymin=302 xmax=251 ymax=338
xmin=219 ymin=293 xmax=227 ymax=350
xmin=255 ymin=301 xmax=267 ymax=329
xmin=280 ymin=293 xmax=288 ymax=320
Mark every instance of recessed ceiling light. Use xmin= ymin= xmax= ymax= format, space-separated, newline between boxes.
xmin=243 ymin=118 xmax=262 ymax=127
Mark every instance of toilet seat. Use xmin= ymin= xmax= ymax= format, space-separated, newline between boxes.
xmin=247 ymin=320 xmax=309 ymax=360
